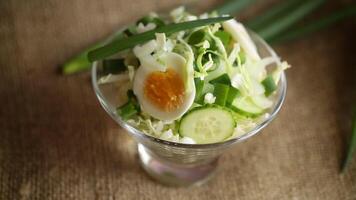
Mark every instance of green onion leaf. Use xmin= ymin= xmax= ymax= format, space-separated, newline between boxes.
xmin=256 ymin=0 xmax=326 ymax=40
xmin=102 ymin=59 xmax=126 ymax=75
xmin=262 ymin=75 xmax=277 ymax=96
xmin=341 ymin=110 xmax=356 ymax=172
xmin=215 ymin=0 xmax=257 ymax=15
xmin=62 ymin=49 xmax=98 ymax=75
xmin=246 ymin=0 xmax=301 ymax=30
xmin=270 ymin=5 xmax=356 ymax=44
xmin=88 ymin=16 xmax=233 ymax=62
xmin=213 ymin=83 xmax=230 ymax=106
xmin=62 ymin=29 xmax=126 ymax=75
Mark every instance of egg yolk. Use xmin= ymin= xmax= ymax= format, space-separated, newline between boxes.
xmin=144 ymin=68 xmax=185 ymax=112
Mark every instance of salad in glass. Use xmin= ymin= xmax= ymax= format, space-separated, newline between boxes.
xmin=91 ymin=7 xmax=289 ymax=145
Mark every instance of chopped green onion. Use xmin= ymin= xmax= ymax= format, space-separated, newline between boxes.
xmin=117 ymin=90 xmax=140 ymax=120
xmin=270 ymin=5 xmax=356 ymax=44
xmin=102 ymin=59 xmax=126 ymax=74
xmin=123 ymin=25 xmax=137 ymax=37
xmin=226 ymin=87 xmax=240 ymax=106
xmin=213 ymin=83 xmax=230 ymax=106
xmin=88 ymin=16 xmax=233 ymax=62
xmin=127 ymin=90 xmax=135 ymax=100
xmin=246 ymin=0 xmax=301 ymax=30
xmin=126 ymin=90 xmax=140 ymax=110
xmin=210 ymin=73 xmax=231 ymax=85
xmin=341 ymin=110 xmax=356 ymax=172
xmin=262 ymin=75 xmax=277 ymax=96
xmin=194 ymin=78 xmax=205 ymax=102
xmin=214 ymin=30 xmax=231 ymax=47
xmin=256 ymin=0 xmax=326 ymax=40
xmin=117 ymin=101 xmax=138 ymax=120
xmin=188 ymin=30 xmax=208 ymax=45
xmin=215 ymin=0 xmax=257 ymax=15
xmin=137 ymin=16 xmax=165 ymax=27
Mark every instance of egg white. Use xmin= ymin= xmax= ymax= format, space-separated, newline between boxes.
xmin=133 ymin=52 xmax=196 ymax=121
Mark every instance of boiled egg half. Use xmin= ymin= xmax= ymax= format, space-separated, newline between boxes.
xmin=133 ymin=40 xmax=195 ymax=121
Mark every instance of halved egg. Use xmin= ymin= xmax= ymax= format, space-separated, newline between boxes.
xmin=133 ymin=52 xmax=196 ymax=121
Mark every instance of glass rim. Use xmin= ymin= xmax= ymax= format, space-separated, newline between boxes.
xmin=91 ymin=30 xmax=287 ymax=149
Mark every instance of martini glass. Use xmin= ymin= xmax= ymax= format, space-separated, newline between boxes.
xmin=91 ymin=30 xmax=287 ymax=186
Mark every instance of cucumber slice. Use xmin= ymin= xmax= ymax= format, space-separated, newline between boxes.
xmin=179 ymin=106 xmax=235 ymax=144
xmin=230 ymin=96 xmax=264 ymax=117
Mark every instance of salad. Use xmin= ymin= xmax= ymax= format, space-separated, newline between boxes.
xmin=93 ymin=7 xmax=289 ymax=144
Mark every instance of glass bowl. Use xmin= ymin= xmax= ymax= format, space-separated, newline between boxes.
xmin=91 ymin=29 xmax=287 ymax=187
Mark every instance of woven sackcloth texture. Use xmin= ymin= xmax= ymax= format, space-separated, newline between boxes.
xmin=0 ymin=0 xmax=355 ymax=199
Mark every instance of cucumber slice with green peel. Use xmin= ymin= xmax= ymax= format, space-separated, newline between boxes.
xmin=179 ymin=106 xmax=236 ymax=144
xmin=230 ymin=96 xmax=264 ymax=117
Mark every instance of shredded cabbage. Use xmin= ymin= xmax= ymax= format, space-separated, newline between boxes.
xmin=105 ymin=7 xmax=289 ymax=144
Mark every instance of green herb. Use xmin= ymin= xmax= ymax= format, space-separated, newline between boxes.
xmin=213 ymin=83 xmax=230 ymax=106
xmin=262 ymin=75 xmax=277 ymax=96
xmin=215 ymin=0 xmax=257 ymax=15
xmin=88 ymin=16 xmax=232 ymax=62
xmin=102 ymin=59 xmax=126 ymax=74
xmin=256 ymin=0 xmax=326 ymax=40
xmin=270 ymin=5 xmax=356 ymax=44
xmin=246 ymin=0 xmax=301 ymax=30
xmin=341 ymin=110 xmax=356 ymax=172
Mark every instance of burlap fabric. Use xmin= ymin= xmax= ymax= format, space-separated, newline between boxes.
xmin=0 ymin=0 xmax=355 ymax=199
